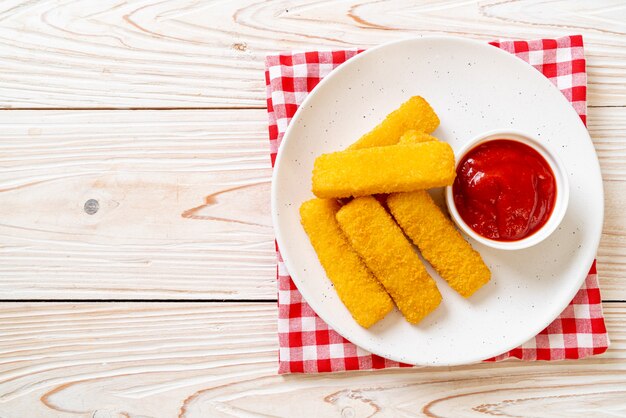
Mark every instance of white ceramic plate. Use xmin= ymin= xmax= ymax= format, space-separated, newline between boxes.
xmin=272 ymin=36 xmax=603 ymax=366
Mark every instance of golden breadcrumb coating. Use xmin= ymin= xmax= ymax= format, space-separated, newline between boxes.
xmin=336 ymin=196 xmax=442 ymax=324
xmin=312 ymin=142 xmax=455 ymax=198
xmin=398 ymin=130 xmax=438 ymax=144
xmin=300 ymin=198 xmax=394 ymax=328
xmin=387 ymin=191 xmax=491 ymax=297
xmin=349 ymin=96 xmax=440 ymax=149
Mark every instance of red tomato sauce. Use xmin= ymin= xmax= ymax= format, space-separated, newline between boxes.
xmin=452 ymin=139 xmax=556 ymax=241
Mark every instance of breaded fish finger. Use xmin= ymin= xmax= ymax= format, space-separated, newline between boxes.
xmin=300 ymin=198 xmax=394 ymax=328
xmin=399 ymin=130 xmax=438 ymax=144
xmin=387 ymin=191 xmax=491 ymax=297
xmin=349 ymin=96 xmax=440 ymax=149
xmin=312 ymin=142 xmax=455 ymax=198
xmin=336 ymin=196 xmax=442 ymax=324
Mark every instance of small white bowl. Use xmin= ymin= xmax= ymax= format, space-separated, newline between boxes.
xmin=445 ymin=130 xmax=569 ymax=250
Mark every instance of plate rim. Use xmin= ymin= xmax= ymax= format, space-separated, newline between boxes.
xmin=271 ymin=35 xmax=604 ymax=366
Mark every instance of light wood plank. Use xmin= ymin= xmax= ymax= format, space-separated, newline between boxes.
xmin=0 ymin=109 xmax=275 ymax=299
xmin=590 ymin=106 xmax=626 ymax=300
xmin=0 ymin=0 xmax=623 ymax=108
xmin=0 ymin=302 xmax=623 ymax=417
xmin=0 ymin=108 xmax=624 ymax=300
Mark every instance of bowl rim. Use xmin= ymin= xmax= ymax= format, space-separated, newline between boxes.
xmin=445 ymin=129 xmax=570 ymax=250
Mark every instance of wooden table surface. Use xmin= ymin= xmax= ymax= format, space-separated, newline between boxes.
xmin=0 ymin=1 xmax=624 ymax=417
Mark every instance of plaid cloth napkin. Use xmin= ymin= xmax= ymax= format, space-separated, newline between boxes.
xmin=265 ymin=35 xmax=609 ymax=374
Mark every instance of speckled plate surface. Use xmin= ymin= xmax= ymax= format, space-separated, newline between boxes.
xmin=271 ymin=36 xmax=603 ymax=366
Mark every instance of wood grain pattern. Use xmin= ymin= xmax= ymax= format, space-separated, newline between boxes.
xmin=0 ymin=0 xmax=623 ymax=108
xmin=0 ymin=302 xmax=622 ymax=417
xmin=0 ymin=110 xmax=275 ymax=299
xmin=589 ymin=106 xmax=626 ymax=301
xmin=0 ymin=108 xmax=623 ymax=300
xmin=0 ymin=1 xmax=624 ymax=416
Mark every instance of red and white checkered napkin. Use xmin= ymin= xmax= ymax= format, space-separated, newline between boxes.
xmin=265 ymin=35 xmax=609 ymax=374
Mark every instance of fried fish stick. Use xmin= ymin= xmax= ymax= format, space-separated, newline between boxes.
xmin=313 ymin=141 xmax=455 ymax=198
xmin=387 ymin=191 xmax=491 ymax=297
xmin=349 ymin=96 xmax=440 ymax=149
xmin=336 ymin=196 xmax=441 ymax=324
xmin=300 ymin=198 xmax=394 ymax=328
xmin=399 ymin=130 xmax=438 ymax=144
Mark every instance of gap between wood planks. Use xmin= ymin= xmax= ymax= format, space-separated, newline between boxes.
xmin=0 ymin=300 xmax=623 ymax=303
xmin=0 ymin=106 xmax=267 ymax=111
xmin=0 ymin=299 xmax=279 ymax=303
xmin=0 ymin=105 xmax=624 ymax=110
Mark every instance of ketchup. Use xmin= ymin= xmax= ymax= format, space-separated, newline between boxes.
xmin=452 ymin=139 xmax=556 ymax=241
